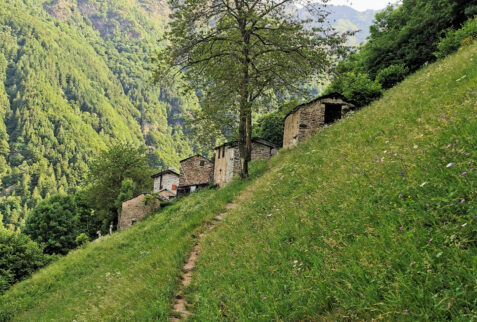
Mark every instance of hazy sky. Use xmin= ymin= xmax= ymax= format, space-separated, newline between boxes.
xmin=329 ymin=0 xmax=400 ymax=11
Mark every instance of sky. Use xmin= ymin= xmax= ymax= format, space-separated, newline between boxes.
xmin=328 ymin=0 xmax=400 ymax=11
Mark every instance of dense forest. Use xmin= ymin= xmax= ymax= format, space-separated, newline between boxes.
xmin=0 ymin=0 xmax=200 ymax=231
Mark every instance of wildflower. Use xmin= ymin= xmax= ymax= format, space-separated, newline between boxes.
xmin=420 ymin=182 xmax=427 ymax=187
xmin=267 ymin=214 xmax=272 ymax=217
xmin=262 ymin=297 xmax=267 ymax=301
xmin=403 ymin=309 xmax=409 ymax=315
xmin=399 ymin=226 xmax=403 ymax=231
xmin=413 ymin=145 xmax=418 ymax=149
xmin=399 ymin=194 xmax=403 ymax=198
xmin=429 ymin=238 xmax=433 ymax=243
xmin=446 ymin=162 xmax=455 ymax=168
xmin=462 ymin=223 xmax=467 ymax=227
xmin=408 ymin=195 xmax=411 ymax=199
xmin=462 ymin=172 xmax=467 ymax=176
xmin=410 ymin=261 xmax=415 ymax=266
xmin=461 ymin=199 xmax=465 ymax=203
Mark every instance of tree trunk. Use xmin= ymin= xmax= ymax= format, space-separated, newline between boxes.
xmin=239 ymin=17 xmax=251 ymax=178
xmin=239 ymin=102 xmax=248 ymax=178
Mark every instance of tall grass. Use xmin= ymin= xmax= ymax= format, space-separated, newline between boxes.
xmin=0 ymin=162 xmax=268 ymax=321
xmin=189 ymin=43 xmax=477 ymax=320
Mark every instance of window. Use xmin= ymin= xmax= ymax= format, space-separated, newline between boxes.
xmin=200 ymin=161 xmax=205 ymax=166
xmin=160 ymin=185 xmax=163 ymax=189
xmin=222 ymin=147 xmax=225 ymax=158
xmin=217 ymin=150 xmax=220 ymax=159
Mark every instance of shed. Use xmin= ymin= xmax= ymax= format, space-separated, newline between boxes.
xmin=178 ymin=155 xmax=214 ymax=196
xmin=283 ymin=93 xmax=354 ymax=148
xmin=214 ymin=138 xmax=278 ymax=186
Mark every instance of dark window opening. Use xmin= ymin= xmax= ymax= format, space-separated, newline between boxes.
xmin=299 ymin=123 xmax=308 ymax=129
xmin=324 ymin=103 xmax=342 ymax=125
xmin=131 ymin=219 xmax=137 ymax=225
xmin=217 ymin=150 xmax=220 ymax=159
xmin=222 ymin=147 xmax=225 ymax=158
xmin=200 ymin=161 xmax=205 ymax=166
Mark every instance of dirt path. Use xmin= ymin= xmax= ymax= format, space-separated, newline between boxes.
xmin=170 ymin=202 xmax=236 ymax=321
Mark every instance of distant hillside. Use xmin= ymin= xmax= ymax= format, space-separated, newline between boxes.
xmin=297 ymin=5 xmax=379 ymax=44
xmin=2 ymin=40 xmax=475 ymax=320
xmin=0 ymin=0 xmax=198 ymax=230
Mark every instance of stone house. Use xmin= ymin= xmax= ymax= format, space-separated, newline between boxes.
xmin=214 ymin=138 xmax=278 ymax=186
xmin=118 ymin=193 xmax=161 ymax=231
xmin=178 ymin=155 xmax=214 ymax=196
xmin=283 ymin=93 xmax=354 ymax=148
xmin=151 ymin=169 xmax=180 ymax=200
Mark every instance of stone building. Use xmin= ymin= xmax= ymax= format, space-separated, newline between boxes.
xmin=151 ymin=169 xmax=179 ymax=200
xmin=214 ymin=138 xmax=278 ymax=186
xmin=118 ymin=193 xmax=161 ymax=230
xmin=178 ymin=155 xmax=214 ymax=196
xmin=283 ymin=93 xmax=354 ymax=148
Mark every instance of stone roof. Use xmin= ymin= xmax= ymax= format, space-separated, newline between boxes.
xmin=214 ymin=137 xmax=278 ymax=150
xmin=179 ymin=154 xmax=212 ymax=163
xmin=151 ymin=169 xmax=180 ymax=178
xmin=284 ymin=92 xmax=352 ymax=119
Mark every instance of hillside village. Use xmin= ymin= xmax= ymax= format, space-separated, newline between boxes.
xmin=119 ymin=93 xmax=354 ymax=230
xmin=1 ymin=0 xmax=475 ymax=320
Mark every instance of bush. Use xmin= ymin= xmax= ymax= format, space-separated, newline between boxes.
xmin=0 ymin=228 xmax=49 ymax=293
xmin=23 ymin=195 xmax=79 ymax=255
xmin=376 ymin=64 xmax=409 ymax=89
xmin=435 ymin=18 xmax=477 ymax=59
xmin=75 ymin=233 xmax=89 ymax=247
xmin=254 ymin=113 xmax=284 ymax=147
xmin=328 ymin=72 xmax=383 ymax=107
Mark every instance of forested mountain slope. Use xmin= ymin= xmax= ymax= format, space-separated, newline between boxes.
xmin=1 ymin=40 xmax=475 ymax=321
xmin=0 ymin=0 xmax=198 ymax=230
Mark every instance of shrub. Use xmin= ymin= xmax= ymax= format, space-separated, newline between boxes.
xmin=23 ymin=195 xmax=79 ymax=255
xmin=0 ymin=228 xmax=49 ymax=293
xmin=254 ymin=113 xmax=284 ymax=147
xmin=328 ymin=72 xmax=383 ymax=107
xmin=376 ymin=64 xmax=409 ymax=89
xmin=435 ymin=18 xmax=477 ymax=59
xmin=75 ymin=233 xmax=89 ymax=247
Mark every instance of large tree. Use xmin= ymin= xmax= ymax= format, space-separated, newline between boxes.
xmin=155 ymin=0 xmax=349 ymax=177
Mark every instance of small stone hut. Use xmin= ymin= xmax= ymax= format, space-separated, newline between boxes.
xmin=178 ymin=155 xmax=214 ymax=196
xmin=151 ymin=169 xmax=179 ymax=200
xmin=118 ymin=193 xmax=161 ymax=231
xmin=283 ymin=93 xmax=354 ymax=148
xmin=214 ymin=138 xmax=278 ymax=186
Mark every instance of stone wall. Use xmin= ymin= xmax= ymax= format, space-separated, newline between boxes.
xmin=283 ymin=97 xmax=354 ymax=148
xmin=214 ymin=141 xmax=276 ymax=186
xmin=179 ymin=155 xmax=214 ymax=187
xmin=153 ymin=173 xmax=179 ymax=194
xmin=118 ymin=194 xmax=161 ymax=230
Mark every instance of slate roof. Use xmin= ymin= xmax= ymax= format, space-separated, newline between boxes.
xmin=284 ymin=92 xmax=351 ymax=119
xmin=214 ymin=138 xmax=278 ymax=150
xmin=179 ymin=154 xmax=212 ymax=163
xmin=151 ymin=169 xmax=180 ymax=178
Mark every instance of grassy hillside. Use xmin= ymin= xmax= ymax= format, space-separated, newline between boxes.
xmin=0 ymin=162 xmax=268 ymax=320
xmin=1 ymin=42 xmax=476 ymax=320
xmin=190 ymin=43 xmax=477 ymax=320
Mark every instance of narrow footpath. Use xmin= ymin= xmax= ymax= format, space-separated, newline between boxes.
xmin=170 ymin=202 xmax=236 ymax=321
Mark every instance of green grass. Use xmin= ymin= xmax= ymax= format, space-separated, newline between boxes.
xmin=0 ymin=162 xmax=268 ymax=321
xmin=2 ymin=43 xmax=476 ymax=321
xmin=189 ymin=43 xmax=477 ymax=320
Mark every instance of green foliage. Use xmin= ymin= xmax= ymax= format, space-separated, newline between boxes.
xmin=375 ymin=64 xmax=409 ymax=89
xmin=75 ymin=233 xmax=89 ymax=247
xmin=435 ymin=18 xmax=477 ymax=59
xmin=0 ymin=161 xmax=268 ymax=320
xmin=23 ymin=194 xmax=78 ymax=255
xmin=87 ymin=143 xmax=152 ymax=231
xmin=0 ymin=228 xmax=49 ymax=294
xmin=0 ymin=0 xmax=200 ymax=230
xmin=74 ymin=189 xmax=98 ymax=239
xmin=115 ymin=179 xmax=136 ymax=214
xmin=253 ymin=113 xmax=285 ymax=147
xmin=327 ymin=72 xmax=383 ymax=107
